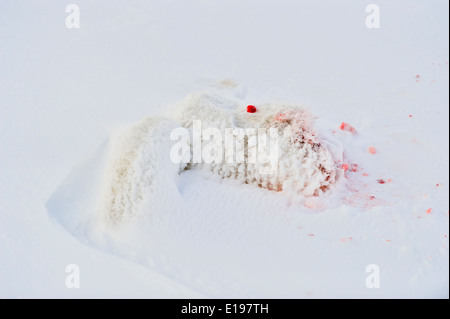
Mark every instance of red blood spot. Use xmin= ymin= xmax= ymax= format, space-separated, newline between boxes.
xmin=436 ymin=183 xmax=440 ymax=187
xmin=341 ymin=164 xmax=349 ymax=171
xmin=416 ymin=75 xmax=420 ymax=79
xmin=409 ymin=115 xmax=413 ymax=118
xmin=368 ymin=146 xmax=376 ymax=154
xmin=387 ymin=178 xmax=392 ymax=183
xmin=350 ymin=163 xmax=358 ymax=172
xmin=247 ymin=105 xmax=257 ymax=113
xmin=426 ymin=208 xmax=432 ymax=214
xmin=339 ymin=122 xmax=356 ymax=134
xmin=377 ymin=179 xmax=385 ymax=184
xmin=444 ymin=235 xmax=447 ymax=238
xmin=304 ymin=198 xmax=318 ymax=209
xmin=386 ymin=239 xmax=391 ymax=242
xmin=274 ymin=113 xmax=287 ymax=121
xmin=369 ymin=195 xmax=375 ymax=200
xmin=340 ymin=237 xmax=353 ymax=243
xmin=308 ymin=234 xmax=314 ymax=237
xmin=363 ymin=173 xmax=369 ymax=177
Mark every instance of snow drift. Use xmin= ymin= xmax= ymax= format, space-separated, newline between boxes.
xmin=93 ymin=92 xmax=342 ymax=227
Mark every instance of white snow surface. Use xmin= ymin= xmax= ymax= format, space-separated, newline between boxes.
xmin=1 ymin=0 xmax=448 ymax=298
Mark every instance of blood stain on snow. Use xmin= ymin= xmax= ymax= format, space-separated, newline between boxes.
xmin=350 ymin=163 xmax=358 ymax=172
xmin=363 ymin=173 xmax=369 ymax=177
xmin=339 ymin=122 xmax=356 ymax=134
xmin=426 ymin=208 xmax=432 ymax=214
xmin=340 ymin=237 xmax=353 ymax=243
xmin=343 ymin=193 xmax=385 ymax=209
xmin=304 ymin=198 xmax=318 ymax=209
xmin=377 ymin=179 xmax=386 ymax=184
xmin=368 ymin=146 xmax=376 ymax=154
xmin=386 ymin=239 xmax=391 ymax=242
xmin=308 ymin=234 xmax=314 ymax=237
xmin=341 ymin=164 xmax=349 ymax=171
xmin=409 ymin=115 xmax=413 ymax=118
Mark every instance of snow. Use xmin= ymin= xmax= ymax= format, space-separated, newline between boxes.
xmin=171 ymin=92 xmax=339 ymax=196
xmin=1 ymin=0 xmax=448 ymax=298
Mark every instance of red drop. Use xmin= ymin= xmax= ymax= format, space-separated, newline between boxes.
xmin=247 ymin=105 xmax=257 ymax=113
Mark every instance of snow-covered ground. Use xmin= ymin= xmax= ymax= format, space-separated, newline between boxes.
xmin=1 ymin=0 xmax=448 ymax=298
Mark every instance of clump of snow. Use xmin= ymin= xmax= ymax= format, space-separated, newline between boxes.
xmin=96 ymin=92 xmax=342 ymax=225
xmin=97 ymin=117 xmax=181 ymax=224
xmin=173 ymin=92 xmax=340 ymax=197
